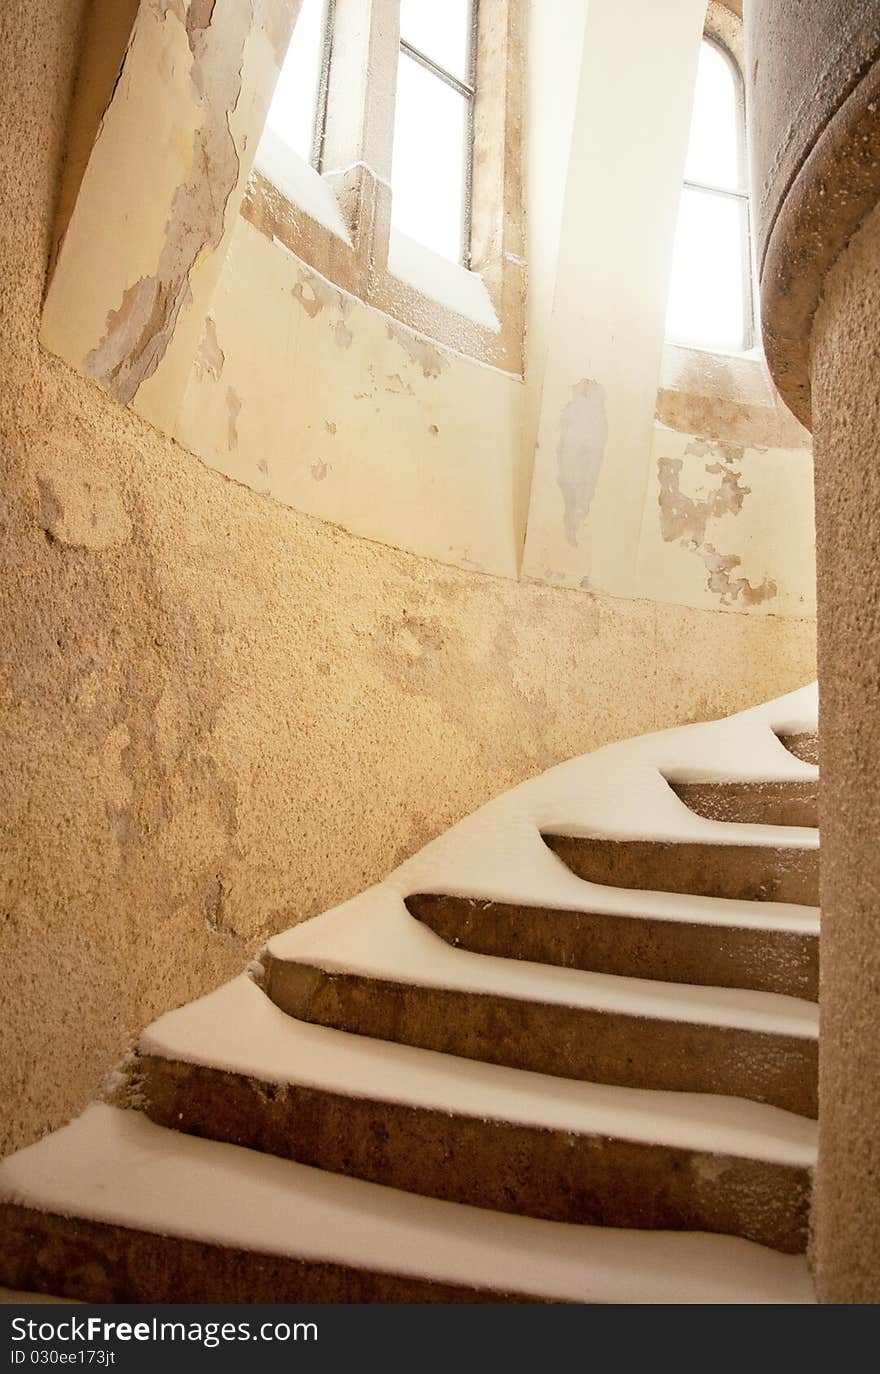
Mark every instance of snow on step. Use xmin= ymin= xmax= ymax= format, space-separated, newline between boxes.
xmin=267 ymin=892 xmax=818 ymax=1039
xmin=141 ymin=975 xmax=817 ymax=1167
xmin=0 ymin=1107 xmax=815 ymax=1305
xmin=264 ymin=686 xmax=819 ymax=1000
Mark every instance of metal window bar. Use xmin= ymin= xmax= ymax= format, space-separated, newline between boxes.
xmin=311 ymin=0 xmax=336 ymax=171
xmin=682 ymin=179 xmax=748 ymax=203
xmin=397 ymin=0 xmax=478 ymax=266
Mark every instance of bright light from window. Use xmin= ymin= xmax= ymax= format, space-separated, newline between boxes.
xmin=666 ymin=189 xmax=747 ymax=351
xmin=264 ymin=0 xmax=328 ymax=165
xmin=666 ymin=38 xmax=751 ymax=352
xmin=392 ymin=0 xmax=475 ymax=264
xmin=684 ymin=41 xmax=742 ymax=191
xmin=400 ymin=0 xmax=473 ymax=82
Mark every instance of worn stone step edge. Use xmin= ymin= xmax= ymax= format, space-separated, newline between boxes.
xmin=668 ymin=779 xmax=818 ymax=827
xmin=263 ymin=958 xmax=818 ymax=1117
xmin=777 ymin=732 xmax=819 ymax=765
xmin=264 ymin=900 xmax=819 ymax=1038
xmin=0 ymin=1106 xmax=815 ymax=1305
xmin=542 ymin=836 xmax=819 ymax=907
xmin=139 ymin=976 xmax=818 ymax=1166
xmin=136 ymin=979 xmax=814 ymax=1252
xmin=140 ymin=1056 xmax=810 ymax=1252
xmin=405 ymin=892 xmax=819 ymax=1000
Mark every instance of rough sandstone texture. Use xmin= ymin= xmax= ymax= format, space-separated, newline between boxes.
xmin=0 ymin=1208 xmax=515 ymax=1305
xmin=747 ymin=0 xmax=880 ymax=1303
xmin=137 ymin=1055 xmax=811 ymax=1252
xmin=264 ymin=958 xmax=818 ymax=1118
xmin=0 ymin=0 xmax=815 ymax=1154
xmin=746 ymin=0 xmax=880 ymax=425
xmin=811 ymin=203 xmax=880 ymax=1304
xmin=406 ymin=889 xmax=818 ymax=999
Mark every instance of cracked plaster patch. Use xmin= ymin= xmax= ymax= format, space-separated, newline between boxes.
xmin=84 ymin=0 xmax=254 ymax=405
xmin=657 ymin=444 xmax=777 ymax=607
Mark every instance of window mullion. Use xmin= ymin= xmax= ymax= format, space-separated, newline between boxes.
xmin=462 ymin=0 xmax=479 ymax=266
xmin=319 ymin=0 xmax=399 ymax=274
xmin=683 ymin=179 xmax=748 ymax=202
xmin=310 ymin=0 xmax=336 ymax=170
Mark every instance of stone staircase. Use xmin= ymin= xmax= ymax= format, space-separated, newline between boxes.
xmin=0 ymin=686 xmax=820 ymax=1303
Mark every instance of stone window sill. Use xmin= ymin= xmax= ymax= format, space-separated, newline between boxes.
xmin=240 ymin=160 xmax=520 ymax=373
xmin=656 ymin=340 xmax=811 ymax=449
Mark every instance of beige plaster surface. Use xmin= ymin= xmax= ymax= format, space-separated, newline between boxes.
xmin=810 ymin=201 xmax=880 ymax=1304
xmin=0 ymin=0 xmax=815 ymax=1155
xmin=177 ymin=220 xmax=530 ymax=580
xmin=636 ymin=425 xmax=816 ymax=617
xmin=521 ymin=0 xmax=706 ymax=598
xmin=521 ymin=0 xmax=588 ymax=515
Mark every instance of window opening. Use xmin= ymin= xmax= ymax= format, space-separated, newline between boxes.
xmin=264 ymin=0 xmax=334 ymax=168
xmin=391 ymin=0 xmax=478 ymax=265
xmin=665 ymin=36 xmax=753 ymax=353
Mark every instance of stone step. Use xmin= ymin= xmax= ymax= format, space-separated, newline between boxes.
xmin=406 ymin=892 xmax=818 ymax=999
xmin=0 ymin=1105 xmax=815 ymax=1304
xmin=136 ymin=978 xmax=815 ymax=1252
xmin=262 ymin=943 xmax=818 ymax=1117
xmin=543 ymin=834 xmax=819 ymax=906
xmin=669 ymin=778 xmax=818 ymax=828
xmin=777 ymin=731 xmax=819 ymax=765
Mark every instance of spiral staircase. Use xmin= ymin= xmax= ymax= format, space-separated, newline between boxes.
xmin=0 ymin=686 xmax=820 ymax=1303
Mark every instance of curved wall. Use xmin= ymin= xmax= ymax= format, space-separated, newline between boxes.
xmin=747 ymin=0 xmax=880 ymax=425
xmin=747 ymin=0 xmax=880 ymax=1303
xmin=39 ymin=0 xmax=817 ymax=620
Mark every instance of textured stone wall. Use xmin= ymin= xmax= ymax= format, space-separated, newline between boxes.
xmin=810 ymin=203 xmax=880 ymax=1303
xmin=746 ymin=0 xmax=880 ymax=1303
xmin=0 ymin=0 xmax=816 ymax=1154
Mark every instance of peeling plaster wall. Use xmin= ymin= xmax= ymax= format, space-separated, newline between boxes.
xmin=39 ymin=0 xmax=531 ymax=581
xmin=172 ymin=0 xmax=815 ymax=613
xmin=36 ymin=0 xmax=816 ymax=616
xmin=641 ymin=345 xmax=816 ymax=616
xmin=175 ymin=222 xmax=528 ymax=578
xmin=40 ymin=0 xmax=301 ymax=435
xmin=519 ymin=0 xmax=816 ymax=621
xmin=636 ymin=426 xmax=816 ymax=615
xmin=0 ymin=0 xmax=818 ymax=1153
xmin=522 ymin=0 xmax=706 ymax=595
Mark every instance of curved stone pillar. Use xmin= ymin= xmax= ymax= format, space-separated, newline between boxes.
xmin=746 ymin=0 xmax=880 ymax=1302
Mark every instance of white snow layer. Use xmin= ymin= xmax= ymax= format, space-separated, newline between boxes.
xmin=265 ymin=684 xmax=819 ymax=1028
xmin=0 ymin=1106 xmax=814 ymax=1305
xmin=0 ymin=688 xmax=822 ymax=1304
xmin=141 ymin=975 xmax=816 ymax=1166
xmin=253 ymin=131 xmax=352 ymax=244
xmin=387 ymin=229 xmax=501 ymax=331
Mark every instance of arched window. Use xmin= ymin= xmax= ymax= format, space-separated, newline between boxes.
xmin=665 ymin=37 xmax=753 ymax=353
